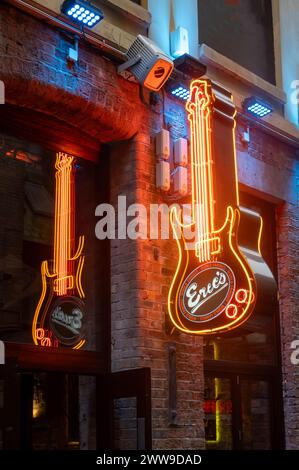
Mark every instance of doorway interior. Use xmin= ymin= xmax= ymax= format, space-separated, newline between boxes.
xmin=204 ymin=362 xmax=284 ymax=450
xmin=0 ymin=344 xmax=152 ymax=450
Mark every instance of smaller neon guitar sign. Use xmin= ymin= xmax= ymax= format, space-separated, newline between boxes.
xmin=32 ymin=152 xmax=85 ymax=349
xmin=168 ymin=79 xmax=259 ymax=334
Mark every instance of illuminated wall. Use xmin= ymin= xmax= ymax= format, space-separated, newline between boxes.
xmin=148 ymin=0 xmax=198 ymax=57
xmin=273 ymin=0 xmax=299 ymax=127
xmin=198 ymin=0 xmax=276 ymax=84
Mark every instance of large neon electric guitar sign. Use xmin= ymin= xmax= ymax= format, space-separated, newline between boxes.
xmin=32 ymin=152 xmax=85 ymax=348
xmin=168 ymin=79 xmax=274 ymax=335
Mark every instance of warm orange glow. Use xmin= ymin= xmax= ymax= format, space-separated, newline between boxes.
xmin=32 ymin=152 xmax=85 ymax=349
xmin=168 ymin=79 xmax=258 ymax=335
xmin=34 ymin=328 xmax=57 ymax=347
xmin=257 ymin=213 xmax=263 ymax=255
xmin=169 ymin=207 xmax=190 ymax=331
xmin=76 ymin=255 xmax=85 ymax=299
xmin=54 ymin=154 xmax=74 ymax=296
xmin=187 ymin=80 xmax=215 ymax=262
xmin=235 ymin=288 xmax=248 ymax=304
xmin=231 ymin=108 xmax=240 ymax=207
xmin=225 ymin=304 xmax=238 ymax=319
xmin=36 ymin=328 xmax=45 ymax=341
xmin=169 ymin=206 xmax=256 ymax=334
xmin=73 ymin=339 xmax=86 ymax=349
xmin=32 ymin=261 xmax=55 ymax=345
xmin=41 ymin=337 xmax=52 ymax=347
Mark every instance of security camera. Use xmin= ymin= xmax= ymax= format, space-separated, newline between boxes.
xmin=118 ymin=35 xmax=174 ymax=92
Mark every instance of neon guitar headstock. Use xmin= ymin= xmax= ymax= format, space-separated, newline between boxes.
xmin=55 ymin=152 xmax=74 ymax=171
xmin=186 ymin=79 xmax=214 ymax=117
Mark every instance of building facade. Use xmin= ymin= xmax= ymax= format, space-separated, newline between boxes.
xmin=0 ymin=0 xmax=298 ymax=450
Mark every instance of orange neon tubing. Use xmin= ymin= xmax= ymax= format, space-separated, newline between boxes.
xmin=33 ymin=152 xmax=85 ymax=349
xmin=187 ymin=80 xmax=216 ymax=262
xmin=168 ymin=206 xmax=255 ymax=334
xmin=168 ymin=79 xmax=260 ymax=334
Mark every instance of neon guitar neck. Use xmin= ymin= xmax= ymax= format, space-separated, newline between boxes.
xmin=54 ymin=153 xmax=75 ymax=295
xmin=188 ymin=80 xmax=219 ymax=262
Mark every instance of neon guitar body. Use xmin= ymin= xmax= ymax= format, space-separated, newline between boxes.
xmin=32 ymin=244 xmax=85 ymax=349
xmin=169 ymin=205 xmax=257 ymax=334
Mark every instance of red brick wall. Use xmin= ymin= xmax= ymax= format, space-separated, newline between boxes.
xmin=109 ymin=131 xmax=205 ymax=448
xmin=277 ymin=201 xmax=299 ymax=449
xmin=105 ymin=80 xmax=206 ymax=447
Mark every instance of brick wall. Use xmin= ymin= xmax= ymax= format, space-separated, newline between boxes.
xmin=1 ymin=3 xmax=299 ymax=451
xmin=0 ymin=4 xmax=141 ymax=143
xmin=277 ymin=201 xmax=299 ymax=449
xmin=236 ymin=120 xmax=299 ymax=449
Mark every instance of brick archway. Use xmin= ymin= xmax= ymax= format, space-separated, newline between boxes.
xmin=0 ymin=4 xmax=143 ymax=144
xmin=1 ymin=70 xmax=142 ymax=144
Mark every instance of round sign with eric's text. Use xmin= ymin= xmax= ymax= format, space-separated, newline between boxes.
xmin=178 ymin=262 xmax=236 ymax=323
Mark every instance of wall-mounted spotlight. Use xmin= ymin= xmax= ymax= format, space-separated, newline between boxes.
xmin=61 ymin=0 xmax=104 ymax=28
xmin=243 ymin=96 xmax=273 ymax=118
xmin=118 ymin=35 xmax=174 ymax=92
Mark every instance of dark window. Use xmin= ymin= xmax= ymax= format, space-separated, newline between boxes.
xmin=203 ymin=193 xmax=284 ymax=449
xmin=198 ymin=0 xmax=276 ymax=84
xmin=204 ymin=192 xmax=279 ymax=367
xmin=0 ymin=130 xmax=99 ymax=350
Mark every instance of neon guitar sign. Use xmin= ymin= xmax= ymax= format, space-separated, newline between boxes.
xmin=168 ymin=79 xmax=260 ymax=334
xmin=32 ymin=152 xmax=86 ymax=348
